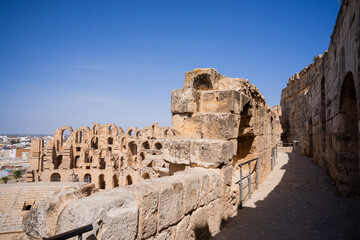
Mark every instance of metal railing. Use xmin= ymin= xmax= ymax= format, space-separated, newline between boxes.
xmin=236 ymin=157 xmax=259 ymax=209
xmin=280 ymin=142 xmax=294 ymax=147
xmin=43 ymin=224 xmax=93 ymax=240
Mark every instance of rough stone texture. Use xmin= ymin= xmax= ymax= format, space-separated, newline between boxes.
xmin=24 ymin=67 xmax=282 ymax=239
xmin=23 ymin=183 xmax=97 ymax=238
xmin=58 ymin=188 xmax=138 ymax=240
xmin=158 ymin=177 xmax=184 ymax=231
xmin=280 ymin=0 xmax=360 ymax=196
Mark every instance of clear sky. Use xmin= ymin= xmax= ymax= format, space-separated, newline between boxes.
xmin=0 ymin=0 xmax=341 ymax=135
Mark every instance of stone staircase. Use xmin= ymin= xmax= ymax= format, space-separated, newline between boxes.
xmin=0 ymin=183 xmax=77 ymax=234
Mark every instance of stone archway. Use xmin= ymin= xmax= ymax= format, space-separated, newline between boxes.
xmin=337 ymin=72 xmax=359 ymax=195
xmin=50 ymin=173 xmax=61 ymax=182
xmin=308 ymin=118 xmax=313 ymax=157
xmin=84 ymin=174 xmax=91 ymax=183
xmin=99 ymin=174 xmax=105 ymax=189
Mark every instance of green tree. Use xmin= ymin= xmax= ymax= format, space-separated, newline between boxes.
xmin=1 ymin=176 xmax=9 ymax=184
xmin=12 ymin=170 xmax=22 ymax=179
xmin=10 ymin=139 xmax=20 ymax=144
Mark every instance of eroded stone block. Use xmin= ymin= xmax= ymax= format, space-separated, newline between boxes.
xmin=158 ymin=177 xmax=184 ymax=231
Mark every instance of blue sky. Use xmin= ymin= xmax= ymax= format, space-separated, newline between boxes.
xmin=0 ymin=0 xmax=341 ymax=134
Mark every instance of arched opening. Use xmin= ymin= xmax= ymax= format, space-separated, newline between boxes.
xmin=128 ymin=142 xmax=137 ymax=156
xmin=108 ymin=137 xmax=113 ymax=145
xmin=126 ymin=175 xmax=133 ymax=185
xmin=53 ymin=155 xmax=62 ymax=169
xmin=142 ymin=173 xmax=150 ymax=179
xmin=142 ymin=141 xmax=150 ymax=149
xmin=155 ymin=142 xmax=162 ymax=150
xmin=193 ymin=73 xmax=212 ymax=90
xmin=121 ymin=138 xmax=127 ymax=152
xmin=119 ymin=156 xmax=124 ymax=167
xmin=140 ymin=152 xmax=145 ymax=161
xmin=62 ymin=129 xmax=71 ymax=146
xmin=89 ymin=156 xmax=93 ymax=163
xmin=91 ymin=137 xmax=98 ymax=149
xmin=84 ymin=151 xmax=89 ymax=163
xmin=109 ymin=125 xmax=113 ymax=134
xmin=50 ymin=173 xmax=61 ymax=182
xmin=113 ymin=174 xmax=119 ymax=188
xmin=308 ymin=118 xmax=313 ymax=157
xmin=128 ymin=130 xmax=135 ymax=137
xmin=338 ymin=72 xmax=359 ymax=195
xmin=236 ymin=102 xmax=255 ymax=161
xmin=23 ymin=204 xmax=32 ymax=211
xmin=84 ymin=174 xmax=91 ymax=183
xmin=76 ymin=131 xmax=83 ymax=143
xmin=321 ymin=77 xmax=326 ymax=152
xmin=76 ymin=132 xmax=79 ymax=143
xmin=93 ymin=125 xmax=97 ymax=134
xmin=99 ymin=174 xmax=105 ymax=189
xmin=73 ymin=156 xmax=80 ymax=168
xmin=99 ymin=158 xmax=106 ymax=169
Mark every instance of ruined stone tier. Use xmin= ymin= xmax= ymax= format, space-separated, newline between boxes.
xmin=28 ymin=68 xmax=282 ymax=193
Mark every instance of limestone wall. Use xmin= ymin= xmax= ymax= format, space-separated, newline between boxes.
xmin=25 ymin=168 xmax=234 ymax=239
xmin=280 ymin=0 xmax=360 ymax=195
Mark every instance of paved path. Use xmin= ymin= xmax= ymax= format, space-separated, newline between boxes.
xmin=212 ymin=152 xmax=360 ymax=240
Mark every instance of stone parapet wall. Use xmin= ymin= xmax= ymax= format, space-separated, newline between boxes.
xmin=280 ymin=0 xmax=360 ymax=195
xmin=24 ymin=168 xmax=240 ymax=239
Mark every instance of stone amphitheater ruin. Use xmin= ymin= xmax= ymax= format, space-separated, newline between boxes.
xmin=20 ymin=68 xmax=282 ymax=239
xmin=0 ymin=0 xmax=358 ymax=239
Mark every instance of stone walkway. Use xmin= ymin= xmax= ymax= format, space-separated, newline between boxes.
xmin=212 ymin=152 xmax=360 ymax=240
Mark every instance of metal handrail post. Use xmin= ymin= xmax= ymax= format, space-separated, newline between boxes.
xmin=239 ymin=166 xmax=243 ymax=209
xmin=256 ymin=159 xmax=259 ymax=190
xmin=248 ymin=162 xmax=251 ymax=199
xmin=271 ymin=150 xmax=274 ymax=170
xmin=274 ymin=149 xmax=276 ymax=167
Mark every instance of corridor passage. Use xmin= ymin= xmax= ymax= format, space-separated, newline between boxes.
xmin=213 ymin=152 xmax=360 ymax=240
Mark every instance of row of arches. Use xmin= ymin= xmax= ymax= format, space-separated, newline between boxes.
xmin=50 ymin=172 xmax=152 ymax=189
xmin=304 ymin=71 xmax=359 ymax=194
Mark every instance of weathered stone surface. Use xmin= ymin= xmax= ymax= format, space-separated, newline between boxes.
xmin=122 ymin=182 xmax=159 ymax=239
xmin=57 ymin=188 xmax=138 ymax=240
xmin=171 ymin=88 xmax=199 ymax=114
xmin=175 ymin=215 xmax=191 ymax=240
xmin=175 ymin=172 xmax=200 ymax=215
xmin=158 ymin=177 xmax=184 ymax=231
xmin=163 ymin=139 xmax=191 ymax=165
xmin=183 ymin=68 xmax=222 ymax=90
xmin=199 ymin=90 xmax=241 ymax=114
xmin=190 ymin=140 xmax=236 ymax=168
xmin=172 ymin=113 xmax=240 ymax=140
xmin=189 ymin=206 xmax=211 ymax=240
xmin=23 ymin=184 xmax=98 ymax=239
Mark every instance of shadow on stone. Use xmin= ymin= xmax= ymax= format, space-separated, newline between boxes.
xmin=211 ymin=152 xmax=360 ymax=240
xmin=195 ymin=224 xmax=211 ymax=240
